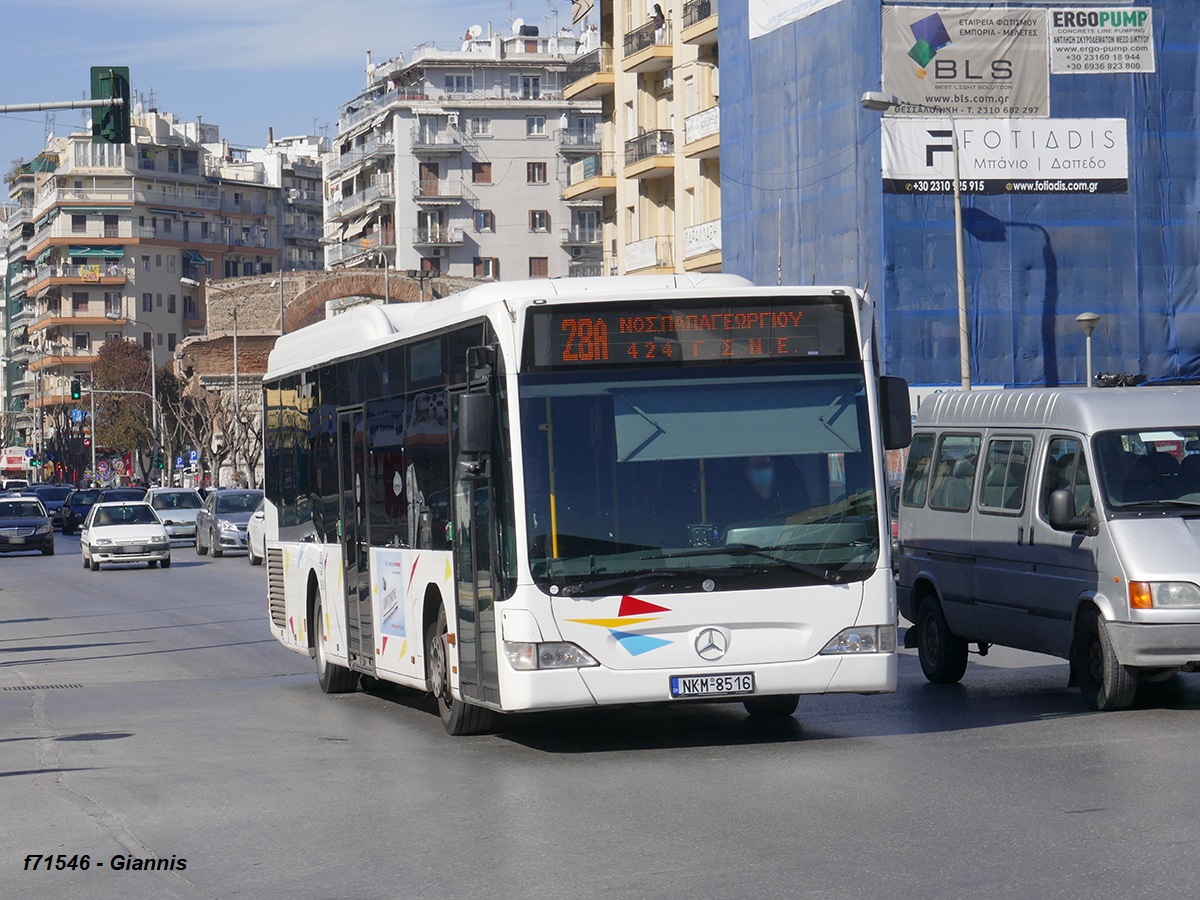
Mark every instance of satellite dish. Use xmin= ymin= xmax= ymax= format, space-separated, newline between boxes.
xmin=511 ymin=17 xmax=525 ymax=35
xmin=468 ymin=24 xmax=483 ymax=38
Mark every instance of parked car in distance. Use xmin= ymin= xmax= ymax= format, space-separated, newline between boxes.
xmin=2 ymin=477 xmax=29 ymax=493
xmin=246 ymin=499 xmax=267 ymax=566
xmin=144 ymin=487 xmax=205 ymax=543
xmin=60 ymin=488 xmax=102 ymax=535
xmin=30 ymin=485 xmax=72 ymax=528
xmin=96 ymin=487 xmax=147 ymax=503
xmin=80 ymin=502 xmax=171 ymax=570
xmin=195 ymin=489 xmax=264 ymax=558
xmin=0 ymin=497 xmax=54 ymax=555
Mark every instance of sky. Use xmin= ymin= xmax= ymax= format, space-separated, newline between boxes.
xmin=0 ymin=0 xmax=577 ymax=167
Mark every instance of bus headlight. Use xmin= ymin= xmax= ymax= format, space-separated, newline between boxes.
xmin=504 ymin=641 xmax=599 ymax=671
xmin=820 ymin=625 xmax=897 ymax=655
xmin=1131 ymin=581 xmax=1200 ymax=609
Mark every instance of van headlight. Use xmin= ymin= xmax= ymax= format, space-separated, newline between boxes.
xmin=1130 ymin=581 xmax=1200 ymax=609
xmin=820 ymin=625 xmax=897 ymax=655
xmin=504 ymin=641 xmax=599 ymax=671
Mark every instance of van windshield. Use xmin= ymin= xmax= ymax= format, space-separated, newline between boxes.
xmin=1095 ymin=428 xmax=1200 ymax=511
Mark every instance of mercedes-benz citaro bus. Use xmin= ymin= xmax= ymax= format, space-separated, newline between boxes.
xmin=261 ymin=275 xmax=911 ymax=734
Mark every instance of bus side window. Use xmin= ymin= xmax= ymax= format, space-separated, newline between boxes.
xmin=901 ymin=434 xmax=935 ymax=508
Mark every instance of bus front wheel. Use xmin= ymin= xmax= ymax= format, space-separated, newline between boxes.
xmin=428 ymin=607 xmax=494 ymax=736
xmin=743 ymin=694 xmax=799 ymax=718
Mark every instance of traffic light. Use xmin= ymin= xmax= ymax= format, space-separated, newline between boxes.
xmin=91 ymin=66 xmax=131 ymax=145
xmin=71 ymin=377 xmax=82 ymax=400
xmin=154 ymin=450 xmax=164 ymax=470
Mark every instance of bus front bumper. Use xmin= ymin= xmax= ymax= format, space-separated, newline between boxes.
xmin=495 ymin=652 xmax=897 ymax=712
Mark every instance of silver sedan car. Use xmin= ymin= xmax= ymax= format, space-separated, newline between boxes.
xmin=144 ymin=487 xmax=204 ymax=542
xmin=195 ymin=489 xmax=263 ymax=558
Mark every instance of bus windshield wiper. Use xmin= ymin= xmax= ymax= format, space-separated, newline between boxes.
xmin=641 ymin=545 xmax=848 ymax=584
xmin=555 ymin=571 xmax=682 ymax=597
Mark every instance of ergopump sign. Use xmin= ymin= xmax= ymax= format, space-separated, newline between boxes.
xmin=882 ymin=6 xmax=1050 ymax=117
xmin=1050 ymin=8 xmax=1156 ymax=74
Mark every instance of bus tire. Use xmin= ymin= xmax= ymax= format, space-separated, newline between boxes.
xmin=1074 ymin=608 xmax=1137 ymax=712
xmin=428 ymin=607 xmax=494 ymax=736
xmin=743 ymin=694 xmax=799 ymax=718
xmin=314 ymin=597 xmax=358 ymax=694
xmin=916 ymin=596 xmax=968 ymax=684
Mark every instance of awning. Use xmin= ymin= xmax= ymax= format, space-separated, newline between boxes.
xmin=149 ymin=207 xmax=181 ymax=217
xmin=342 ymin=219 xmax=369 ymax=240
xmin=69 ymin=246 xmax=125 ymax=258
xmin=182 ymin=211 xmax=205 ymax=218
xmin=184 ymin=250 xmax=207 ymax=265
xmin=34 ymin=248 xmax=52 ymax=265
xmin=62 ymin=206 xmax=132 ymax=214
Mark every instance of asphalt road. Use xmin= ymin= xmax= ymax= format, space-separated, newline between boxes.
xmin=3 ymin=531 xmax=1200 ymax=900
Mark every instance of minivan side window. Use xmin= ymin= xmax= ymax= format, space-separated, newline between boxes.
xmin=1040 ymin=437 xmax=1093 ymax=518
xmin=929 ymin=434 xmax=981 ymax=512
xmin=979 ymin=438 xmax=1033 ymax=513
xmin=901 ymin=434 xmax=935 ymax=508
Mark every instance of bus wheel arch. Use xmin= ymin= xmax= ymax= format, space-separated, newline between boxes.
xmin=306 ymin=571 xmax=321 ymax=655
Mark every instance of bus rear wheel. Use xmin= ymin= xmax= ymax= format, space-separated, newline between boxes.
xmin=314 ymin=598 xmax=358 ymax=694
xmin=428 ymin=607 xmax=495 ymax=736
xmin=916 ymin=597 xmax=968 ymax=684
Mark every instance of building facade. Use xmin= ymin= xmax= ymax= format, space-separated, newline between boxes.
xmin=2 ymin=110 xmax=296 ymax=456
xmin=324 ymin=21 xmax=601 ymax=280
xmin=562 ymin=0 xmax=721 ymax=275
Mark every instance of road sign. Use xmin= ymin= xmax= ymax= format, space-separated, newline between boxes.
xmin=48 ymin=453 xmax=57 ymax=462
xmin=24 ymin=448 xmax=33 ymax=458
xmin=71 ymin=409 xmax=85 ymax=423
xmin=176 ymin=456 xmax=185 ymax=467
xmin=188 ymin=449 xmax=199 ymax=463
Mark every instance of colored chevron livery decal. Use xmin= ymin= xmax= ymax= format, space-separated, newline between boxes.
xmin=565 ymin=595 xmax=673 ymax=656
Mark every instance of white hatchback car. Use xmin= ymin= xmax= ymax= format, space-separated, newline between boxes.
xmin=80 ymin=501 xmax=172 ymax=571
xmin=144 ymin=487 xmax=204 ymax=542
xmin=246 ymin=499 xmax=267 ymax=566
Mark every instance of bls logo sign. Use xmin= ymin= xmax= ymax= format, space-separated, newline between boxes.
xmin=906 ymin=11 xmax=1012 ymax=81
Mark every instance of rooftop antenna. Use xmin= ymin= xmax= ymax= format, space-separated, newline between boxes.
xmin=48 ymin=110 xmax=58 ymax=143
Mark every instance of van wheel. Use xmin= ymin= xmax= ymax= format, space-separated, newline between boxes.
xmin=916 ymin=597 xmax=968 ymax=684
xmin=314 ymin=598 xmax=358 ymax=694
xmin=1074 ymin=609 xmax=1138 ymax=711
xmin=744 ymin=694 xmax=800 ymax=718
xmin=428 ymin=607 xmax=495 ymax=736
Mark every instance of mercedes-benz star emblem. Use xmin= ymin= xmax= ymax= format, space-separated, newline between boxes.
xmin=695 ymin=628 xmax=728 ymax=661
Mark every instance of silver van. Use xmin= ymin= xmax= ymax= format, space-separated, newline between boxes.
xmin=897 ymin=386 xmax=1200 ymax=711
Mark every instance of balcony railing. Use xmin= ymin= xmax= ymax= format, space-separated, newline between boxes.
xmin=684 ymin=106 xmax=720 ymax=145
xmin=625 ymin=235 xmax=674 ymax=271
xmin=328 ymin=182 xmax=396 ymax=218
xmin=327 ymin=134 xmax=395 ymax=176
xmin=625 ymin=130 xmax=675 ymax=167
xmin=556 ymin=129 xmax=602 ymax=152
xmin=565 ymin=47 xmax=614 ymax=86
xmin=566 ymin=152 xmax=616 ymax=189
xmin=683 ymin=0 xmax=717 ymax=29
xmin=560 ymin=226 xmax=602 ymax=246
xmin=411 ymin=226 xmax=465 ymax=246
xmin=412 ymin=179 xmax=477 ymax=205
xmin=624 ymin=20 xmax=671 ymax=57
xmin=568 ymin=257 xmax=604 ymax=278
xmin=31 ymin=263 xmax=130 ymax=286
xmin=684 ymin=219 xmax=722 ymax=259
xmin=410 ymin=126 xmax=479 ymax=155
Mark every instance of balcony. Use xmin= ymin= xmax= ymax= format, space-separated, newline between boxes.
xmin=683 ymin=219 xmax=722 ymax=270
xmin=568 ymin=256 xmax=605 ymax=278
xmin=624 ymin=130 xmax=676 ymax=178
xmin=412 ymin=179 xmax=477 ymax=207
xmin=27 ymin=351 xmax=100 ymax=372
xmin=556 ymin=129 xmax=602 ymax=155
xmin=625 ymin=235 xmax=674 ymax=273
xmin=283 ymin=223 xmax=324 ymax=242
xmin=560 ymin=226 xmax=602 ymax=247
xmin=27 ymin=263 xmax=129 ymax=295
xmin=683 ymin=106 xmax=720 ymax=159
xmin=327 ymin=135 xmax=396 ymax=177
xmin=682 ymin=0 xmax=719 ymax=45
xmin=410 ymin=127 xmax=477 ymax=156
xmin=411 ymin=226 xmax=465 ymax=247
xmin=564 ymin=48 xmax=615 ymax=101
xmin=327 ymin=182 xmax=395 ymax=220
xmin=563 ymin=153 xmax=617 ymax=202
xmin=623 ymin=21 xmax=673 ymax=73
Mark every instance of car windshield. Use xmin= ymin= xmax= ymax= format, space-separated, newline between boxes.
xmin=93 ymin=504 xmax=159 ymax=526
xmin=72 ymin=492 xmax=101 ymax=507
xmin=518 ymin=365 xmax=880 ymax=595
xmin=0 ymin=501 xmax=44 ymax=518
xmin=102 ymin=490 xmax=143 ymax=502
xmin=151 ymin=492 xmax=202 ymax=510
xmin=215 ymin=492 xmax=263 ymax=514
xmin=1095 ymin=428 xmax=1200 ymax=511
xmin=36 ymin=488 xmax=72 ymax=501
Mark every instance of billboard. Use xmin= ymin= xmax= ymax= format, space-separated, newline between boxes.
xmin=749 ymin=0 xmax=849 ymax=39
xmin=882 ymin=6 xmax=1050 ymax=117
xmin=1049 ymin=8 xmax=1156 ymax=74
xmin=881 ymin=117 xmax=1129 ymax=194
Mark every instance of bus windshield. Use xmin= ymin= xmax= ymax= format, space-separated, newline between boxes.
xmin=518 ymin=365 xmax=880 ymax=596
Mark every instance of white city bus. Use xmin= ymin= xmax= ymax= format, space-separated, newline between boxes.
xmin=261 ymin=275 xmax=911 ymax=734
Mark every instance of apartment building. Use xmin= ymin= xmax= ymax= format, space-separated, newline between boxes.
xmin=325 ymin=21 xmax=601 ymax=280
xmin=563 ymin=0 xmax=721 ymax=275
xmin=244 ymin=133 xmax=327 ymax=272
xmin=2 ymin=109 xmax=287 ymax=451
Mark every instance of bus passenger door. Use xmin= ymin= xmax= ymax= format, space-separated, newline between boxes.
xmin=337 ymin=408 xmax=375 ymax=674
xmin=450 ymin=387 xmax=500 ymax=707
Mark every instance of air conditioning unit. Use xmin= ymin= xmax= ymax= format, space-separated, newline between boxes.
xmin=428 ymin=247 xmax=448 ymax=258
xmin=448 ymin=111 xmax=459 ymax=126
xmin=662 ymin=73 xmax=673 ymax=90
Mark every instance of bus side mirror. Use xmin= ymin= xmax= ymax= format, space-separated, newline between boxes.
xmin=458 ymin=393 xmax=492 ymax=455
xmin=880 ymin=376 xmax=912 ymax=450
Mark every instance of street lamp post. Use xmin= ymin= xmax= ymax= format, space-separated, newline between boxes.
xmin=1076 ymin=312 xmax=1101 ymax=387
xmin=862 ymin=91 xmax=971 ymax=391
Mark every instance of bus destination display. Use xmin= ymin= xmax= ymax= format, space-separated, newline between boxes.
xmin=527 ymin=299 xmax=850 ymax=368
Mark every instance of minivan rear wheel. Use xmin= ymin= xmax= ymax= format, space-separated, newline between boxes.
xmin=1075 ymin=609 xmax=1138 ymax=711
xmin=916 ymin=597 xmax=968 ymax=684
